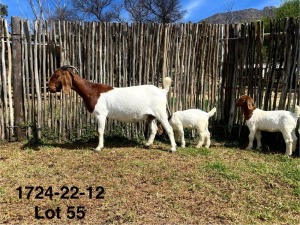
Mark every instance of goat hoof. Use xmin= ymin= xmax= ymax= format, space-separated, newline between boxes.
xmin=144 ymin=144 xmax=151 ymax=149
xmin=94 ymin=147 xmax=102 ymax=152
xmin=169 ymin=147 xmax=176 ymax=153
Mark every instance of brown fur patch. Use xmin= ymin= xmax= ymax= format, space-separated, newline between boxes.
xmin=49 ymin=69 xmax=64 ymax=93
xmin=67 ymin=70 xmax=113 ymax=113
xmin=61 ymin=70 xmax=73 ymax=94
xmin=79 ymin=81 xmax=114 ymax=113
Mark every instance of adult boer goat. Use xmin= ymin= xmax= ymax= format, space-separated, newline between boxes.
xmin=48 ymin=65 xmax=177 ymax=152
xmin=236 ymin=95 xmax=300 ymax=156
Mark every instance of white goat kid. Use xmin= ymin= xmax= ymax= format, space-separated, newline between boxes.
xmin=169 ymin=107 xmax=216 ymax=148
xmin=236 ymin=95 xmax=300 ymax=156
xmin=48 ymin=66 xmax=177 ymax=152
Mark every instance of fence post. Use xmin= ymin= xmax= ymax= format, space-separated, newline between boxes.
xmin=12 ymin=16 xmax=26 ymax=141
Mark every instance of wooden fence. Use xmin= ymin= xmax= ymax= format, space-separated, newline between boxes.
xmin=0 ymin=17 xmax=299 ymax=145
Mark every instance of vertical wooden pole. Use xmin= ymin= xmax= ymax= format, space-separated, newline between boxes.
xmin=34 ymin=20 xmax=42 ymax=140
xmin=12 ymin=17 xmax=26 ymax=140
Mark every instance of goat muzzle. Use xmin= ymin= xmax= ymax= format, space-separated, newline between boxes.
xmin=48 ymin=83 xmax=61 ymax=93
xmin=48 ymin=85 xmax=57 ymax=93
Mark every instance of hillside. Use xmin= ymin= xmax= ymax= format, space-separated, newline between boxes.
xmin=200 ymin=7 xmax=275 ymax=24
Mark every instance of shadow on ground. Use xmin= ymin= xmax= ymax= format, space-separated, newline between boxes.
xmin=21 ymin=136 xmax=144 ymax=152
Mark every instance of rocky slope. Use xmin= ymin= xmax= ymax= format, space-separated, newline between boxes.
xmin=200 ymin=7 xmax=275 ymax=24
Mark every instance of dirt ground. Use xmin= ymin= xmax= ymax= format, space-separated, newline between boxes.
xmin=0 ymin=139 xmax=300 ymax=224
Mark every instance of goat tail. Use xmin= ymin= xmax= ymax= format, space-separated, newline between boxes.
xmin=163 ymin=77 xmax=172 ymax=93
xmin=295 ymin=105 xmax=300 ymax=117
xmin=207 ymin=107 xmax=217 ymax=118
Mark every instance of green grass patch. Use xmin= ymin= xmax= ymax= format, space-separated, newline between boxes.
xmin=178 ymin=147 xmax=212 ymax=156
xmin=280 ymin=160 xmax=300 ymax=196
xmin=202 ymin=160 xmax=240 ymax=180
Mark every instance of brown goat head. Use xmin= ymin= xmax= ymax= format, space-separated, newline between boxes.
xmin=236 ymin=95 xmax=255 ymax=109
xmin=48 ymin=68 xmax=73 ymax=94
xmin=236 ymin=95 xmax=256 ymax=120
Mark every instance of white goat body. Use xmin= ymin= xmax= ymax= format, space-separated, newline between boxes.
xmin=169 ymin=107 xmax=216 ymax=148
xmin=94 ymin=85 xmax=169 ymax=123
xmin=93 ymin=82 xmax=177 ymax=152
xmin=247 ymin=109 xmax=299 ymax=132
xmin=93 ymin=77 xmax=176 ymax=152
xmin=236 ymin=95 xmax=300 ymax=156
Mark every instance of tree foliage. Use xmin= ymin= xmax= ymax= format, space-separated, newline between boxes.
xmin=143 ymin=0 xmax=186 ymax=23
xmin=27 ymin=0 xmax=46 ymax=20
xmin=275 ymin=0 xmax=299 ymax=19
xmin=47 ymin=0 xmax=81 ymax=21
xmin=71 ymin=0 xmax=123 ymax=22
xmin=47 ymin=6 xmax=78 ymax=21
xmin=125 ymin=0 xmax=186 ymax=23
xmin=261 ymin=0 xmax=299 ymax=33
xmin=0 ymin=3 xmax=8 ymax=18
xmin=124 ymin=0 xmax=149 ymax=22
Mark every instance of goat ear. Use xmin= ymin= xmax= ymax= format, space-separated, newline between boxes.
xmin=61 ymin=70 xmax=72 ymax=94
xmin=246 ymin=97 xmax=254 ymax=110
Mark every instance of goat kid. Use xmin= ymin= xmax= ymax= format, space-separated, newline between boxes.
xmin=236 ymin=95 xmax=300 ymax=156
xmin=169 ymin=107 xmax=216 ymax=148
xmin=48 ymin=66 xmax=177 ymax=152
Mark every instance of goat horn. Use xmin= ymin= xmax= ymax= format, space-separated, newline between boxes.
xmin=61 ymin=65 xmax=78 ymax=73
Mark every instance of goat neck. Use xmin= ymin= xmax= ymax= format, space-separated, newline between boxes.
xmin=70 ymin=71 xmax=114 ymax=113
xmin=240 ymin=104 xmax=256 ymax=120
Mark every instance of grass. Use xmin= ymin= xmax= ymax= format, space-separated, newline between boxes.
xmin=0 ymin=137 xmax=300 ymax=224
